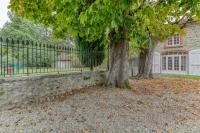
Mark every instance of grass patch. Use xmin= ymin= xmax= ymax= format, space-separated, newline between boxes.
xmin=161 ymin=74 xmax=200 ymax=80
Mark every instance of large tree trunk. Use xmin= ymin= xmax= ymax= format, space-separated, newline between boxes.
xmin=137 ymin=40 xmax=156 ymax=79
xmin=106 ymin=40 xmax=129 ymax=88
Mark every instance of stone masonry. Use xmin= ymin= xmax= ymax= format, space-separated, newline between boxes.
xmin=0 ymin=71 xmax=105 ymax=109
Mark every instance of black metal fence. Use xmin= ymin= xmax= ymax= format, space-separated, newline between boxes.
xmin=0 ymin=37 xmax=107 ymax=77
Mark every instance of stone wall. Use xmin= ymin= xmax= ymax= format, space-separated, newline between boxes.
xmin=184 ymin=22 xmax=200 ymax=50
xmin=0 ymin=71 xmax=105 ymax=109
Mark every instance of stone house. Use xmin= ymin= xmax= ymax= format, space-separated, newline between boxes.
xmin=152 ymin=22 xmax=200 ymax=76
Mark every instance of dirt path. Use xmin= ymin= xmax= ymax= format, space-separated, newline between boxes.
xmin=0 ymin=79 xmax=200 ymax=133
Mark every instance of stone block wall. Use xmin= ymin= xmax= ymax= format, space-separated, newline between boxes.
xmin=184 ymin=22 xmax=200 ymax=50
xmin=0 ymin=71 xmax=105 ymax=108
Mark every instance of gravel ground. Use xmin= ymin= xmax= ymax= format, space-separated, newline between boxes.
xmin=0 ymin=79 xmax=200 ymax=133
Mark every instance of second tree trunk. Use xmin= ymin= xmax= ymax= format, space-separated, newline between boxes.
xmin=137 ymin=47 xmax=154 ymax=78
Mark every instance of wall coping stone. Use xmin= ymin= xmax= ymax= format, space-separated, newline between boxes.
xmin=0 ymin=71 xmax=105 ymax=83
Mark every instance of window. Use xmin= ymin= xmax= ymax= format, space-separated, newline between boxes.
xmin=174 ymin=34 xmax=180 ymax=45
xmin=174 ymin=56 xmax=179 ymax=70
xmin=167 ymin=34 xmax=180 ymax=46
xmin=162 ymin=54 xmax=187 ymax=72
xmin=162 ymin=57 xmax=166 ymax=70
xmin=168 ymin=57 xmax=173 ymax=70
xmin=168 ymin=38 xmax=173 ymax=46
xmin=181 ymin=56 xmax=186 ymax=71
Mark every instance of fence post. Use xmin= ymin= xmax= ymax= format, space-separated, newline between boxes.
xmin=22 ymin=40 xmax=25 ymax=74
xmin=90 ymin=48 xmax=93 ymax=71
xmin=6 ymin=38 xmax=9 ymax=77
xmin=31 ymin=41 xmax=34 ymax=74
xmin=39 ymin=43 xmax=42 ymax=73
xmin=11 ymin=39 xmax=15 ymax=75
xmin=54 ymin=45 xmax=56 ymax=71
xmin=17 ymin=40 xmax=20 ymax=74
xmin=47 ymin=43 xmax=49 ymax=72
xmin=0 ymin=37 xmax=2 ymax=76
xmin=26 ymin=40 xmax=29 ymax=75
xmin=35 ymin=42 xmax=38 ymax=73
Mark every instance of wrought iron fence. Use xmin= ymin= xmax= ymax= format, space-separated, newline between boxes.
xmin=0 ymin=37 xmax=107 ymax=77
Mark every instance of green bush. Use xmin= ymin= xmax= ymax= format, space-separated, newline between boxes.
xmin=19 ymin=47 xmax=55 ymax=67
xmin=76 ymin=37 xmax=105 ymax=70
xmin=0 ymin=44 xmax=54 ymax=68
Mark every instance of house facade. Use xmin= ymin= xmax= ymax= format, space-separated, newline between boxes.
xmin=153 ymin=22 xmax=200 ymax=76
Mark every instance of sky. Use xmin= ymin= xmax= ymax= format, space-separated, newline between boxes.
xmin=0 ymin=0 xmax=10 ymax=28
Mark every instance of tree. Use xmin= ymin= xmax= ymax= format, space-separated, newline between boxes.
xmin=0 ymin=12 xmax=51 ymax=43
xmin=137 ymin=43 xmax=155 ymax=79
xmin=0 ymin=13 xmax=56 ymax=68
xmin=76 ymin=37 xmax=105 ymax=70
xmin=0 ymin=12 xmax=68 ymax=45
xmin=130 ymin=33 xmax=155 ymax=78
xmin=10 ymin=0 xmax=200 ymax=87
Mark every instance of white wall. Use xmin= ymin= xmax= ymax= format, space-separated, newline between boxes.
xmin=189 ymin=49 xmax=200 ymax=76
xmin=152 ymin=52 xmax=161 ymax=73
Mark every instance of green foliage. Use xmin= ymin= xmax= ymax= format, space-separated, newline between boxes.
xmin=10 ymin=0 xmax=200 ymax=49
xmin=0 ymin=12 xmax=51 ymax=43
xmin=20 ymin=47 xmax=55 ymax=67
xmin=0 ymin=42 xmax=19 ymax=67
xmin=0 ymin=41 xmax=54 ymax=67
xmin=0 ymin=13 xmax=68 ymax=68
xmin=76 ymin=37 xmax=105 ymax=69
xmin=1 ymin=55 xmax=17 ymax=67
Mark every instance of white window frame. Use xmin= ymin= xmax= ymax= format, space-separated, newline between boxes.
xmin=167 ymin=56 xmax=173 ymax=70
xmin=161 ymin=54 xmax=187 ymax=74
xmin=174 ymin=56 xmax=180 ymax=71
xmin=167 ymin=33 xmax=180 ymax=47
xmin=162 ymin=56 xmax=167 ymax=70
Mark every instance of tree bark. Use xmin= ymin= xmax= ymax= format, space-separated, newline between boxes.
xmin=137 ymin=40 xmax=156 ymax=79
xmin=106 ymin=40 xmax=129 ymax=88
